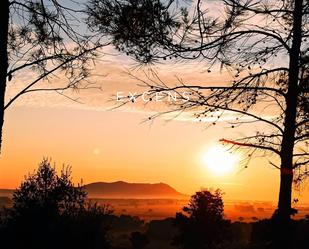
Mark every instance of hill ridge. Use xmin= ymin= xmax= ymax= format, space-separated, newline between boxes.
xmin=0 ymin=181 xmax=188 ymax=199
xmin=85 ymin=181 xmax=187 ymax=199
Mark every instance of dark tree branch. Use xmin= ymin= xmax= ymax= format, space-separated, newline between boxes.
xmin=220 ymin=138 xmax=280 ymax=155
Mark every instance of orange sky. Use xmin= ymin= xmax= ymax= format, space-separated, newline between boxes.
xmin=1 ymin=102 xmax=309 ymax=205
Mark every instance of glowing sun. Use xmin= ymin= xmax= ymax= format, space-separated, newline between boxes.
xmin=202 ymin=145 xmax=239 ymax=176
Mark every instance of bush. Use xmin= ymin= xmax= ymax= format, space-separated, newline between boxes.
xmin=0 ymin=159 xmax=112 ymax=249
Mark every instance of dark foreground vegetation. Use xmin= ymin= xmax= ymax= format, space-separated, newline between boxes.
xmin=1 ymin=160 xmax=309 ymax=249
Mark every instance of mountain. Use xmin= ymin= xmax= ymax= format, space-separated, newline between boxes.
xmin=85 ymin=181 xmax=187 ymax=199
xmin=0 ymin=181 xmax=187 ymax=199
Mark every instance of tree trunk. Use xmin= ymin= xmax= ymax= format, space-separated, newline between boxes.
xmin=278 ymin=166 xmax=294 ymax=221
xmin=0 ymin=0 xmax=9 ymax=153
xmin=276 ymin=0 xmax=303 ymax=248
xmin=278 ymin=0 xmax=303 ymax=222
xmin=276 ymin=161 xmax=294 ymax=248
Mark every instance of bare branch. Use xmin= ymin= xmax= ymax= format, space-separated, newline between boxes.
xmin=220 ymin=138 xmax=280 ymax=155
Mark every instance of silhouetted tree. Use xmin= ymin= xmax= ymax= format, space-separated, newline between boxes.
xmin=12 ymin=158 xmax=86 ymax=214
xmin=87 ymin=1 xmax=309 ymax=246
xmin=130 ymin=231 xmax=150 ymax=249
xmin=0 ymin=1 xmax=108 ymax=152
xmin=0 ymin=158 xmax=112 ymax=249
xmin=173 ymin=189 xmax=230 ymax=249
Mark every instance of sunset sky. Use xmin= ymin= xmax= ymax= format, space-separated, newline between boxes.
xmin=1 ymin=50 xmax=308 ymax=205
xmin=1 ymin=0 xmax=308 ymax=207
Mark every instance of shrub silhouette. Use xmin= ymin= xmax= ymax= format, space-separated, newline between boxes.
xmin=249 ymin=216 xmax=309 ymax=249
xmin=130 ymin=231 xmax=149 ymax=249
xmin=0 ymin=159 xmax=112 ymax=249
xmin=173 ymin=189 xmax=231 ymax=249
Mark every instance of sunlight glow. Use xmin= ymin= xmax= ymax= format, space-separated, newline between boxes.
xmin=93 ymin=148 xmax=101 ymax=155
xmin=202 ymin=145 xmax=239 ymax=176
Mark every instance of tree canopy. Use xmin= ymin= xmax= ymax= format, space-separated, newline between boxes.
xmin=0 ymin=0 xmax=109 ymax=151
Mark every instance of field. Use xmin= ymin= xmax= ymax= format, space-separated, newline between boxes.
xmin=2 ymin=195 xmax=309 ymax=222
xmin=92 ymin=198 xmax=309 ymax=222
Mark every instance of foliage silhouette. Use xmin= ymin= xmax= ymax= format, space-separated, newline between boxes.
xmin=173 ymin=189 xmax=231 ymax=249
xmin=0 ymin=159 xmax=112 ymax=249
xmin=130 ymin=231 xmax=150 ymax=249
xmin=87 ymin=1 xmax=309 ymax=246
xmin=249 ymin=217 xmax=309 ymax=249
xmin=0 ymin=0 xmax=108 ymax=152
xmin=87 ymin=0 xmax=179 ymax=64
